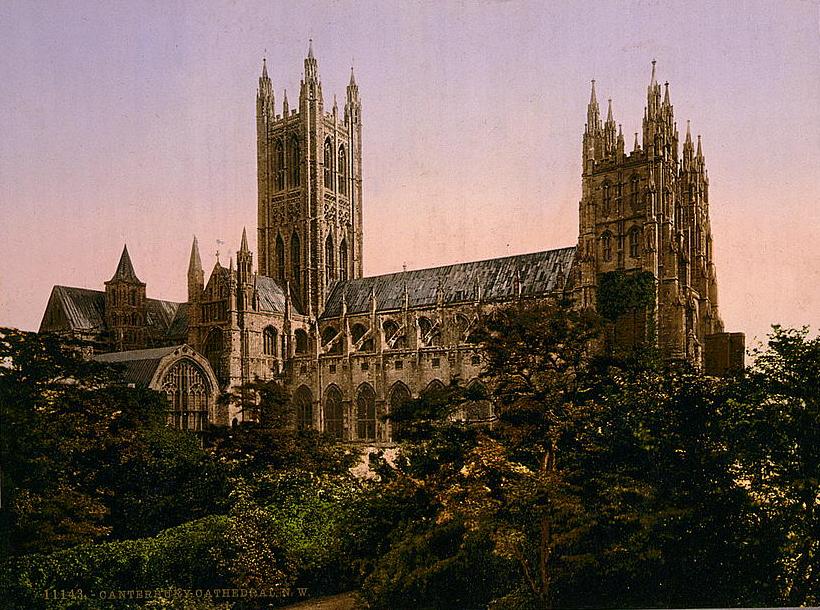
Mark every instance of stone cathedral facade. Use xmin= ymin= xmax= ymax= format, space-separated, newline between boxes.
xmin=40 ymin=47 xmax=744 ymax=440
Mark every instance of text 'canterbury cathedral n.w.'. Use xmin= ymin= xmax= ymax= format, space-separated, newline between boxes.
xmin=39 ymin=44 xmax=745 ymax=439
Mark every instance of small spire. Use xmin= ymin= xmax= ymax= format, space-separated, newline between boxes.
xmin=349 ymin=66 xmax=356 ymax=86
xmin=590 ymin=79 xmax=597 ymax=104
xmin=283 ymin=89 xmax=289 ymax=114
xmin=663 ymin=81 xmax=670 ymax=105
xmin=607 ymin=99 xmax=613 ymax=121
xmin=261 ymin=56 xmax=268 ymax=78
xmin=685 ymin=120 xmax=692 ymax=143
xmin=650 ymin=59 xmax=657 ymax=86
xmin=189 ymin=236 xmax=203 ymax=273
xmin=696 ymin=134 xmax=703 ymax=157
xmin=308 ymin=38 xmax=314 ymax=59
xmin=229 ymin=256 xmax=234 ymax=273
xmin=240 ymin=227 xmax=249 ymax=252
xmin=333 ymin=94 xmax=338 ymax=113
xmin=110 ymin=244 xmax=142 ymax=283
xmin=633 ymin=132 xmax=639 ymax=152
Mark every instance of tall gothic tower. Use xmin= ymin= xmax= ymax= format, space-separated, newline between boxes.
xmin=256 ymin=41 xmax=363 ymax=316
xmin=104 ymin=244 xmax=147 ymax=351
xmin=575 ymin=62 xmax=724 ymax=364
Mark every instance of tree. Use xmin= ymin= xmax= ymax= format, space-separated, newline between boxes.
xmin=730 ymin=326 xmax=820 ymax=605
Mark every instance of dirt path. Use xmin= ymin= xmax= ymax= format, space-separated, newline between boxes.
xmin=279 ymin=592 xmax=361 ymax=609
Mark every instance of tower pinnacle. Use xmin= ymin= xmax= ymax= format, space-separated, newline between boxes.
xmin=110 ymin=244 xmax=141 ymax=283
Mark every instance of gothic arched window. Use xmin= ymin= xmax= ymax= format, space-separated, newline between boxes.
xmin=275 ymin=235 xmax=285 ymax=281
xmin=203 ymin=327 xmax=225 ymax=386
xmin=388 ymin=382 xmax=412 ymax=442
xmin=295 ymin=329 xmax=309 ymax=354
xmin=356 ymin=383 xmax=376 ymax=441
xmin=263 ymin=326 xmax=278 ymax=356
xmin=324 ymin=386 xmax=344 ymax=440
xmin=161 ymin=359 xmax=211 ymax=432
xmin=339 ymin=239 xmax=348 ymax=281
xmin=291 ymin=232 xmax=301 ymax=288
xmin=293 ymin=385 xmax=313 ymax=431
xmin=290 ymin=136 xmax=300 ymax=186
xmin=323 ymin=137 xmax=333 ymax=188
xmin=275 ymin=139 xmax=285 ymax=191
xmin=602 ymin=182 xmax=611 ymax=216
xmin=629 ymin=227 xmax=641 ymax=259
xmin=325 ymin=234 xmax=335 ymax=284
xmin=422 ymin=379 xmax=446 ymax=397
xmin=631 ymin=175 xmax=640 ymax=210
xmin=601 ymin=231 xmax=613 ymax=262
xmin=338 ymin=145 xmax=347 ymax=196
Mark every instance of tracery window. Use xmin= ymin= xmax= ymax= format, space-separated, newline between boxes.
xmin=325 ymin=234 xmax=335 ymax=284
xmin=295 ymin=329 xmax=310 ymax=354
xmin=275 ymin=235 xmax=285 ymax=281
xmin=324 ymin=386 xmax=344 ymax=440
xmin=631 ymin=175 xmax=640 ymax=209
xmin=356 ymin=383 xmax=376 ymax=441
xmin=629 ymin=227 xmax=641 ymax=259
xmin=388 ymin=382 xmax=412 ymax=442
xmin=339 ymin=239 xmax=348 ymax=281
xmin=290 ymin=136 xmax=300 ymax=186
xmin=291 ymin=232 xmax=301 ymax=288
xmin=601 ymin=231 xmax=613 ymax=262
xmin=275 ymin=139 xmax=285 ymax=191
xmin=161 ymin=359 xmax=210 ymax=432
xmin=263 ymin=326 xmax=278 ymax=356
xmin=323 ymin=138 xmax=333 ymax=187
xmin=338 ymin=145 xmax=347 ymax=196
xmin=293 ymin=385 xmax=313 ymax=431
xmin=602 ymin=182 xmax=611 ymax=216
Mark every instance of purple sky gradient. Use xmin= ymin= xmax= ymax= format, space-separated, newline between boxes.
xmin=1 ymin=0 xmax=818 ymax=347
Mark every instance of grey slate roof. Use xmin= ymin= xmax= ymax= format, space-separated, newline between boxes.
xmin=256 ymin=275 xmax=288 ymax=313
xmin=40 ymin=285 xmax=186 ymax=340
xmin=322 ymin=246 xmax=576 ymax=318
xmin=95 ymin=345 xmax=181 ymax=387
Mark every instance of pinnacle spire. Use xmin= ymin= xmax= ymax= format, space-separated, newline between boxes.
xmin=650 ymin=59 xmax=657 ymax=87
xmin=308 ymin=38 xmax=314 ymax=59
xmin=590 ymin=79 xmax=597 ymax=104
xmin=110 ymin=244 xmax=142 ymax=283
xmin=633 ymin=132 xmax=639 ymax=152
xmin=606 ymin=98 xmax=613 ymax=121
xmin=663 ymin=81 xmax=670 ymax=105
xmin=685 ymin=120 xmax=692 ymax=143
xmin=189 ymin=236 xmax=203 ymax=273
xmin=240 ymin=227 xmax=249 ymax=253
xmin=349 ymin=66 xmax=356 ymax=86
xmin=696 ymin=134 xmax=703 ymax=157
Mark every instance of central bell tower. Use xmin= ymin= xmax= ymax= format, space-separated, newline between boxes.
xmin=256 ymin=41 xmax=363 ymax=316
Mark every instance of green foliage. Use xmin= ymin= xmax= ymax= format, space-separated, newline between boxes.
xmin=596 ymin=270 xmax=655 ymax=321
xmin=0 ymin=328 xmax=227 ymax=555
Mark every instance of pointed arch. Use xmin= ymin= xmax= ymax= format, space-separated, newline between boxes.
xmin=338 ymin=145 xmax=347 ymax=196
xmin=323 ymin=137 xmax=333 ymax=187
xmin=294 ymin=328 xmax=310 ymax=354
xmin=322 ymin=326 xmax=342 ymax=355
xmin=339 ymin=238 xmax=348 ymax=281
xmin=293 ymin=385 xmax=313 ymax=431
xmin=422 ymin=379 xmax=446 ymax=397
xmin=290 ymin=135 xmax=300 ymax=186
xmin=325 ymin=233 xmax=335 ymax=284
xmin=630 ymin=174 xmax=640 ymax=210
xmin=629 ymin=226 xmax=642 ymax=259
xmin=388 ymin=381 xmax=412 ymax=442
xmin=418 ymin=316 xmax=441 ymax=347
xmin=382 ymin=319 xmax=405 ymax=350
xmin=161 ymin=358 xmax=212 ymax=432
xmin=275 ymin=234 xmax=285 ymax=281
xmin=356 ymin=383 xmax=376 ymax=441
xmin=601 ymin=230 xmax=613 ymax=262
xmin=602 ymin=181 xmax=612 ymax=216
xmin=323 ymin=385 xmax=344 ymax=440
xmin=274 ymin=139 xmax=285 ymax=190
xmin=290 ymin=231 xmax=301 ymax=288
xmin=263 ymin=326 xmax=278 ymax=356
xmin=466 ymin=379 xmax=493 ymax=421
xmin=351 ymin=323 xmax=373 ymax=352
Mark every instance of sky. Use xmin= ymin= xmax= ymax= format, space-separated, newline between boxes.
xmin=1 ymin=0 xmax=818 ymax=348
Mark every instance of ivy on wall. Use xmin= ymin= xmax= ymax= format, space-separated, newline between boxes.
xmin=597 ymin=271 xmax=656 ymax=321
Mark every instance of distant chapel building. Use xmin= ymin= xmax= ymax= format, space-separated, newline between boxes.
xmin=40 ymin=46 xmax=744 ymax=439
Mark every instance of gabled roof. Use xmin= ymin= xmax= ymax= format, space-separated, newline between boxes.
xmin=39 ymin=285 xmax=186 ymax=340
xmin=95 ymin=345 xmax=181 ymax=387
xmin=322 ymin=246 xmax=576 ymax=318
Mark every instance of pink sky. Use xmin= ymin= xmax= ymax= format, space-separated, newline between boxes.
xmin=1 ymin=0 xmax=818 ymax=347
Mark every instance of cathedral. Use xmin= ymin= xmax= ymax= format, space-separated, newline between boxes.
xmin=39 ymin=46 xmax=745 ymax=440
